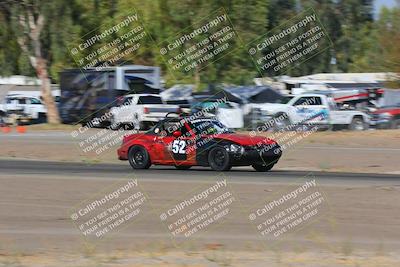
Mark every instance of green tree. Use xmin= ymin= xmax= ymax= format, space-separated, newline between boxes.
xmin=0 ymin=0 xmax=398 ymax=96
xmin=1 ymin=0 xmax=83 ymax=123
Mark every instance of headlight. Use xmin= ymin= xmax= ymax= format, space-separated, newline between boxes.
xmin=227 ymin=144 xmax=244 ymax=154
xmin=379 ymin=112 xmax=392 ymax=119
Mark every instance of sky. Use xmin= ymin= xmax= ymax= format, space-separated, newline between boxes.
xmin=374 ymin=0 xmax=397 ymax=17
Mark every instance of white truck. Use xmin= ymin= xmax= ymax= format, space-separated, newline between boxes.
xmin=110 ymin=94 xmax=180 ymax=130
xmin=0 ymin=95 xmax=47 ymax=125
xmin=190 ymin=100 xmax=244 ymax=129
xmin=251 ymin=94 xmax=370 ymax=131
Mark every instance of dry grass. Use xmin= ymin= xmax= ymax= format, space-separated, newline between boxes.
xmin=1 ymin=249 xmax=399 ymax=267
xmin=25 ymin=123 xmax=79 ymax=131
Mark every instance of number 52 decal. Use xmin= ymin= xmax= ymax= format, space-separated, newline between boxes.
xmin=172 ymin=140 xmax=186 ymax=154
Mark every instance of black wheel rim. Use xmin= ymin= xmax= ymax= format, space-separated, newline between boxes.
xmin=133 ymin=150 xmax=145 ymax=165
xmin=214 ymin=150 xmax=226 ymax=167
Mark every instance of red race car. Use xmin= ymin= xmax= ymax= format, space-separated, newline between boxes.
xmin=117 ymin=115 xmax=282 ymax=171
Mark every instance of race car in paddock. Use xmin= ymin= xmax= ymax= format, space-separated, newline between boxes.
xmin=117 ymin=115 xmax=282 ymax=171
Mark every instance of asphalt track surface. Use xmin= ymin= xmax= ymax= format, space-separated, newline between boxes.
xmin=1 ymin=158 xmax=399 ymax=182
xmin=1 ymin=159 xmax=400 ymax=254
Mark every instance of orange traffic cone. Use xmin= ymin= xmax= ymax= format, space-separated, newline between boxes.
xmin=1 ymin=126 xmax=11 ymax=133
xmin=16 ymin=125 xmax=27 ymax=133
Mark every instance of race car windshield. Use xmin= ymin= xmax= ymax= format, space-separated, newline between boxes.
xmin=191 ymin=120 xmax=234 ymax=135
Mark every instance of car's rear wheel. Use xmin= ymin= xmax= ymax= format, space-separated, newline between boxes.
xmin=252 ymin=163 xmax=274 ymax=172
xmin=174 ymin=165 xmax=192 ymax=170
xmin=110 ymin=116 xmax=120 ymax=130
xmin=208 ymin=146 xmax=232 ymax=171
xmin=349 ymin=117 xmax=367 ymax=131
xmin=128 ymin=145 xmax=151 ymax=169
xmin=37 ymin=113 xmax=47 ymax=123
xmin=272 ymin=113 xmax=290 ymax=131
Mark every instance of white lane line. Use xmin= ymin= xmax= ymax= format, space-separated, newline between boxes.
xmin=0 ymin=202 xmax=70 ymax=209
xmin=0 ymin=133 xmax=71 ymax=137
xmin=303 ymin=146 xmax=400 ymax=152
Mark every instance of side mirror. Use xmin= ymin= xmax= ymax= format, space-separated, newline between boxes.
xmin=172 ymin=130 xmax=182 ymax=138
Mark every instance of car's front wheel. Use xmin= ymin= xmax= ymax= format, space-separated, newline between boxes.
xmin=252 ymin=163 xmax=274 ymax=172
xmin=208 ymin=146 xmax=232 ymax=171
xmin=128 ymin=145 xmax=151 ymax=169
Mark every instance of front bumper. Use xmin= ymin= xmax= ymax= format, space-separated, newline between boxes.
xmin=230 ymin=143 xmax=282 ymax=166
xmin=117 ymin=146 xmax=128 ymax=160
xmin=370 ymin=113 xmax=393 ymax=128
xmin=370 ymin=119 xmax=391 ymax=128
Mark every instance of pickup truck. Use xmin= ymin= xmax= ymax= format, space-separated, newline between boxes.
xmin=190 ymin=100 xmax=244 ymax=129
xmin=110 ymin=94 xmax=180 ymax=130
xmin=0 ymin=95 xmax=47 ymax=125
xmin=251 ymin=94 xmax=370 ymax=131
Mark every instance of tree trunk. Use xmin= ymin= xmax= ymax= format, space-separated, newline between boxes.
xmin=16 ymin=10 xmax=61 ymax=124
xmin=36 ymin=58 xmax=60 ymax=124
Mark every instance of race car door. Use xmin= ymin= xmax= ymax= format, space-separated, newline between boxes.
xmin=160 ymin=121 xmax=197 ymax=166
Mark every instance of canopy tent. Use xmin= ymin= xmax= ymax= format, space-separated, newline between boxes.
xmin=192 ymin=89 xmax=243 ymax=104
xmin=225 ymin=86 xmax=283 ymax=103
xmin=160 ymin=84 xmax=194 ymax=101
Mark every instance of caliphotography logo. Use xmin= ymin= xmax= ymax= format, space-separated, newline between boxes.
xmin=68 ymin=10 xmax=149 ymax=76
xmin=69 ymin=177 xmax=150 ymax=243
xmin=155 ymin=174 xmax=246 ymax=249
xmin=247 ymin=7 xmax=333 ymax=76
xmin=1 ymin=1 xmax=400 ymax=266
xmin=158 ymin=7 xmax=239 ymax=78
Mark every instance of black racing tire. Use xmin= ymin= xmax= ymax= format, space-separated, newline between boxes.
xmin=390 ymin=118 xmax=400 ymax=129
xmin=349 ymin=117 xmax=367 ymax=131
xmin=122 ymin=123 xmax=137 ymax=130
xmin=174 ymin=165 xmax=192 ymax=170
xmin=208 ymin=146 xmax=232 ymax=171
xmin=110 ymin=123 xmax=120 ymax=130
xmin=252 ymin=163 xmax=274 ymax=172
xmin=37 ymin=113 xmax=47 ymax=123
xmin=128 ymin=145 xmax=151 ymax=169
